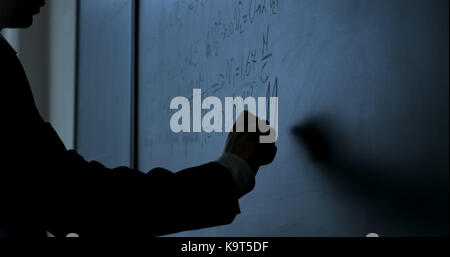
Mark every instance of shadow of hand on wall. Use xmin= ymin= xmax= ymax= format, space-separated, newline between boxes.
xmin=292 ymin=117 xmax=448 ymax=236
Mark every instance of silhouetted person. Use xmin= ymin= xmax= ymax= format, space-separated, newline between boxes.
xmin=0 ymin=0 xmax=277 ymax=237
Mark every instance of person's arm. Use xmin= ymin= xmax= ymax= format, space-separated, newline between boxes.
xmin=42 ymin=112 xmax=276 ymax=237
xmin=45 ymin=147 xmax=242 ymax=237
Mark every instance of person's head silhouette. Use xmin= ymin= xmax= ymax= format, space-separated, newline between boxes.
xmin=0 ymin=0 xmax=45 ymax=29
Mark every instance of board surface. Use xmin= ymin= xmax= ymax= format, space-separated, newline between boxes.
xmin=133 ymin=0 xmax=449 ymax=236
xmin=77 ymin=0 xmax=133 ymax=168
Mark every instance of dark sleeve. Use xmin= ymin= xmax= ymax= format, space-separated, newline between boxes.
xmin=41 ymin=124 xmax=241 ymax=237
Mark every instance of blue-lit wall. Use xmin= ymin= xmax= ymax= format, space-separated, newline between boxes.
xmin=77 ymin=0 xmax=449 ymax=236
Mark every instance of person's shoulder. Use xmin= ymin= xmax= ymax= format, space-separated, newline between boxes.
xmin=0 ymin=34 xmax=17 ymax=57
xmin=0 ymin=34 xmax=19 ymax=75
